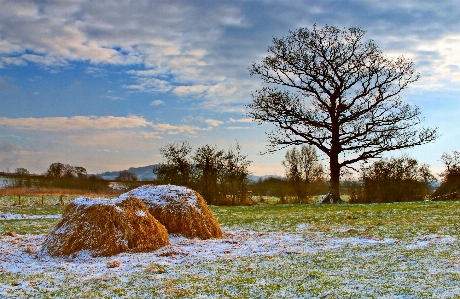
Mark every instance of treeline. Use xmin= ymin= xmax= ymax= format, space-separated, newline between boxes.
xmin=348 ymin=152 xmax=460 ymax=203
xmin=4 ymin=145 xmax=460 ymax=205
xmin=5 ymin=162 xmax=109 ymax=192
xmin=432 ymin=151 xmax=460 ymax=200
xmin=348 ymin=155 xmax=436 ymax=203
xmin=253 ymin=147 xmax=460 ymax=204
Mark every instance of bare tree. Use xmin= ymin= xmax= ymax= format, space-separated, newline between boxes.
xmin=116 ymin=170 xmax=138 ymax=182
xmin=15 ymin=168 xmax=29 ymax=175
xmin=247 ymin=25 xmax=438 ymax=202
xmin=45 ymin=163 xmax=87 ymax=179
xmin=282 ymin=145 xmax=324 ymax=202
xmin=45 ymin=162 xmax=67 ymax=178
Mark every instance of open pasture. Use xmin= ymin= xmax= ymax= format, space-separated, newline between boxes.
xmin=1 ymin=200 xmax=460 ymax=298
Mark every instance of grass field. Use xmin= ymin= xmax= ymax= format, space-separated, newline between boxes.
xmin=1 ymin=199 xmax=460 ymax=298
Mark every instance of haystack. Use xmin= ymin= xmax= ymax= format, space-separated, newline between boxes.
xmin=120 ymin=185 xmax=223 ymax=239
xmin=40 ymin=196 xmax=169 ymax=257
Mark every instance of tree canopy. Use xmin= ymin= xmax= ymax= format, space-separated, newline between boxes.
xmin=248 ymin=24 xmax=438 ymax=202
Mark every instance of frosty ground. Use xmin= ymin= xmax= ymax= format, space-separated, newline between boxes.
xmin=1 ymin=201 xmax=460 ymax=298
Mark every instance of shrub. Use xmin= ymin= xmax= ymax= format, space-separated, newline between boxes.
xmin=432 ymin=151 xmax=460 ymax=200
xmin=354 ymin=155 xmax=436 ymax=203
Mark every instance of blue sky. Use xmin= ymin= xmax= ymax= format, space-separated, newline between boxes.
xmin=1 ymin=0 xmax=460 ymax=176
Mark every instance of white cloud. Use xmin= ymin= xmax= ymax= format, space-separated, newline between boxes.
xmin=127 ymin=69 xmax=163 ymax=77
xmin=226 ymin=126 xmax=252 ymax=130
xmin=230 ymin=117 xmax=253 ymax=123
xmin=85 ymin=67 xmax=106 ymax=77
xmin=20 ymin=54 xmax=68 ymax=67
xmin=139 ymin=132 xmax=162 ymax=139
xmin=105 ymin=95 xmax=124 ymax=100
xmin=207 ymin=82 xmax=238 ymax=97
xmin=0 ymin=57 xmax=27 ymax=67
xmin=415 ymin=34 xmax=460 ymax=85
xmin=173 ymin=85 xmax=209 ymax=96
xmin=123 ymin=78 xmax=172 ymax=93
xmin=205 ymin=119 xmax=224 ymax=127
xmin=65 ymin=130 xmax=163 ymax=151
xmin=150 ymin=100 xmax=164 ymax=106
xmin=152 ymin=123 xmax=201 ymax=135
xmin=0 ymin=116 xmax=152 ymax=131
xmin=0 ymin=40 xmax=23 ymax=54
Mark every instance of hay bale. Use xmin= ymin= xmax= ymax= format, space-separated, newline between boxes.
xmin=40 ymin=196 xmax=169 ymax=257
xmin=120 ymin=185 xmax=223 ymax=239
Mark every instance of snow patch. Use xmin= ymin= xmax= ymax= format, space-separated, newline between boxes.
xmin=135 ymin=210 xmax=147 ymax=217
xmin=0 ymin=212 xmax=61 ymax=220
xmin=120 ymin=185 xmax=199 ymax=207
xmin=73 ymin=196 xmax=124 ymax=207
xmin=406 ymin=234 xmax=457 ymax=249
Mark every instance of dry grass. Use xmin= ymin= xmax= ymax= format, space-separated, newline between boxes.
xmin=122 ymin=185 xmax=223 ymax=239
xmin=106 ymin=260 xmax=121 ymax=268
xmin=0 ymin=187 xmax=122 ymax=197
xmin=40 ymin=196 xmax=169 ymax=257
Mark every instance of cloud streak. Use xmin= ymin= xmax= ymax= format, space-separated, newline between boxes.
xmin=0 ymin=116 xmax=152 ymax=131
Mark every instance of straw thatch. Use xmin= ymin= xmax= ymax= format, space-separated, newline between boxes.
xmin=40 ymin=196 xmax=169 ymax=257
xmin=121 ymin=185 xmax=223 ymax=239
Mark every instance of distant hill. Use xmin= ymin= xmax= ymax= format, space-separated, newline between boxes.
xmin=97 ymin=165 xmax=282 ymax=182
xmin=248 ymin=174 xmax=284 ymax=183
xmin=97 ymin=165 xmax=158 ymax=181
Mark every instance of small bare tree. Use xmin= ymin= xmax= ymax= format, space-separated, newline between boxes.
xmin=248 ymin=25 xmax=438 ymax=202
xmin=282 ymin=145 xmax=324 ymax=202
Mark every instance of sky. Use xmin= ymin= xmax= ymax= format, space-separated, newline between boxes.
xmin=1 ymin=0 xmax=460 ymax=177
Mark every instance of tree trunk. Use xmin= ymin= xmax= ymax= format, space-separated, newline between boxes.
xmin=330 ymin=109 xmax=342 ymax=203
xmin=325 ymin=116 xmax=345 ymax=204
xmin=317 ymin=152 xmax=344 ymax=204
xmin=329 ymin=158 xmax=341 ymax=203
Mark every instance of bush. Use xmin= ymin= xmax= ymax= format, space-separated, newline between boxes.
xmin=432 ymin=151 xmax=460 ymax=200
xmin=353 ymin=155 xmax=436 ymax=203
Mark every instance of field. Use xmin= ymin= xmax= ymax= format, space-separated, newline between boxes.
xmin=1 ymin=197 xmax=460 ymax=298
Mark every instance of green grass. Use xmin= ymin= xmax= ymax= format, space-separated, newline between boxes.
xmin=213 ymin=201 xmax=460 ymax=239
xmin=0 ymin=218 xmax=61 ymax=235
xmin=0 ymin=205 xmax=65 ymax=216
xmin=1 ymin=200 xmax=460 ymax=298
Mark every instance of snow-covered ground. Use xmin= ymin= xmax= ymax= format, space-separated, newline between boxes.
xmin=0 ymin=230 xmax=398 ymax=277
xmin=1 ymin=211 xmax=460 ymax=297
